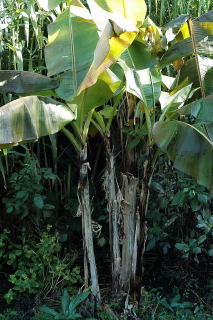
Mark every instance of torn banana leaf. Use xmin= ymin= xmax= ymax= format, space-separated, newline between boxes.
xmin=160 ymin=10 xmax=213 ymax=68
xmin=178 ymin=56 xmax=213 ymax=96
xmin=153 ymin=120 xmax=213 ymax=195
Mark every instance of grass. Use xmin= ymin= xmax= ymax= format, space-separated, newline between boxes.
xmin=147 ymin=0 xmax=213 ymax=25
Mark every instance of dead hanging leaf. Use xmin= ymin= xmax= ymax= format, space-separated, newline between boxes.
xmin=141 ymin=102 xmax=154 ymax=113
xmin=172 ymin=58 xmax=185 ymax=70
xmin=127 ymin=92 xmax=137 ymax=116
xmin=125 ymin=119 xmax=135 ymax=127
xmin=140 ymin=102 xmax=145 ymax=112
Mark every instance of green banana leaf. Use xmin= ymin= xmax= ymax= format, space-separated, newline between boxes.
xmin=177 ymin=95 xmax=213 ymax=124
xmin=0 ymin=96 xmax=75 ymax=148
xmin=161 ymin=75 xmax=176 ymax=90
xmin=120 ymin=39 xmax=161 ymax=108
xmin=121 ymin=40 xmax=157 ymax=70
xmin=56 ymin=60 xmax=122 ymax=102
xmin=159 ymin=84 xmax=192 ymax=114
xmin=160 ymin=38 xmax=193 ymax=68
xmin=152 ymin=120 xmax=213 ymax=195
xmin=73 ymin=69 xmax=121 ymax=131
xmin=120 ymin=47 xmax=161 ymax=109
xmin=0 ymin=71 xmax=59 ymax=95
xmin=178 ymin=56 xmax=213 ymax=96
xmin=45 ymin=5 xmax=99 ymax=98
xmin=204 ymin=67 xmax=213 ymax=95
xmin=124 ymin=67 xmax=161 ymax=108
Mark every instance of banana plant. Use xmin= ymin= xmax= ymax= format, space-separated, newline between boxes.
xmin=1 ymin=0 xmax=213 ymax=303
xmin=43 ymin=0 xmax=147 ymax=300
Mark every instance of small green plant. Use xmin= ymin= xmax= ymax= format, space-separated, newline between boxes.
xmin=34 ymin=289 xmax=96 ymax=320
xmin=3 ymin=146 xmax=56 ymax=220
xmin=2 ymin=227 xmax=82 ymax=303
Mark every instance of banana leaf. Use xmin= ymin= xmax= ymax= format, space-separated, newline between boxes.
xmin=45 ymin=2 xmax=140 ymax=100
xmin=178 ymin=56 xmax=213 ymax=96
xmin=177 ymin=95 xmax=213 ymax=123
xmin=73 ymin=69 xmax=121 ymax=132
xmin=204 ymin=67 xmax=213 ymax=95
xmin=152 ymin=120 xmax=213 ymax=195
xmin=45 ymin=5 xmax=99 ymax=99
xmin=164 ymin=14 xmax=190 ymax=42
xmin=0 ymin=71 xmax=59 ymax=95
xmin=159 ymin=84 xmax=192 ymax=113
xmin=121 ymin=40 xmax=157 ymax=70
xmin=160 ymin=38 xmax=193 ymax=68
xmin=160 ymin=11 xmax=213 ymax=68
xmin=78 ymin=17 xmax=138 ymax=94
xmin=0 ymin=96 xmax=75 ymax=148
xmin=89 ymin=0 xmax=147 ymax=27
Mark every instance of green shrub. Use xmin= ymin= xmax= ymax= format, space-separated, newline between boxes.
xmin=3 ymin=146 xmax=56 ymax=221
xmin=1 ymin=227 xmax=82 ymax=303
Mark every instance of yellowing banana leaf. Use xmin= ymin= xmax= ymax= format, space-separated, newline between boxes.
xmin=90 ymin=0 xmax=147 ymax=27
xmin=152 ymin=120 xmax=213 ymax=195
xmin=160 ymin=11 xmax=213 ymax=68
xmin=0 ymin=71 xmax=59 ymax=94
xmin=78 ymin=18 xmax=138 ymax=94
xmin=164 ymin=14 xmax=190 ymax=42
xmin=37 ymin=0 xmax=64 ymax=11
xmin=193 ymin=10 xmax=213 ymax=33
xmin=45 ymin=6 xmax=99 ymax=99
xmin=139 ymin=17 xmax=163 ymax=55
xmin=192 ymin=12 xmax=213 ymax=56
xmin=0 ymin=96 xmax=76 ymax=148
